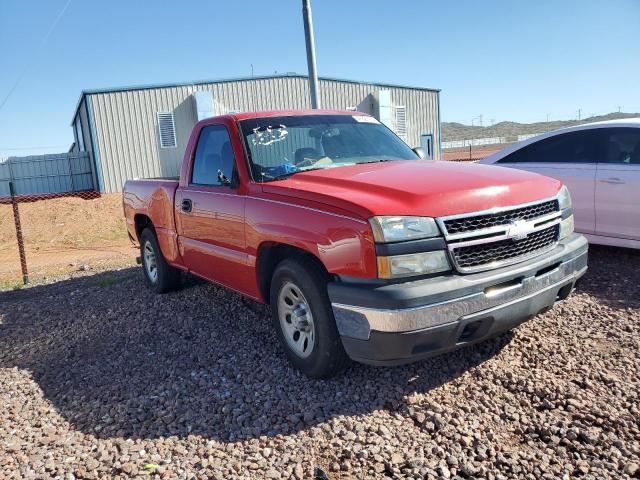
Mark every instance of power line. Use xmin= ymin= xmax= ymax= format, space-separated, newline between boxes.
xmin=0 ymin=145 xmax=69 ymax=151
xmin=0 ymin=0 xmax=73 ymax=114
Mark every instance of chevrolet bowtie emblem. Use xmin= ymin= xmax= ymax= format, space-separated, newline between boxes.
xmin=507 ymin=219 xmax=534 ymax=240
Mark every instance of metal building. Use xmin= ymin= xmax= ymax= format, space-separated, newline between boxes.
xmin=70 ymin=74 xmax=441 ymax=193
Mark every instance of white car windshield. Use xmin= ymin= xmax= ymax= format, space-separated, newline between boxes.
xmin=239 ymin=114 xmax=419 ymax=181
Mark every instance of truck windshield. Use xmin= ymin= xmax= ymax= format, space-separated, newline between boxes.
xmin=239 ymin=114 xmax=419 ymax=182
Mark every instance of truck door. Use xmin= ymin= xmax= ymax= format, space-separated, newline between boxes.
xmin=175 ymin=123 xmax=251 ymax=291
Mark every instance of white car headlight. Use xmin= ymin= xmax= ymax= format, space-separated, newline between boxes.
xmin=369 ymin=216 xmax=440 ymax=243
xmin=558 ymin=185 xmax=572 ymax=210
xmin=377 ymin=251 xmax=450 ymax=279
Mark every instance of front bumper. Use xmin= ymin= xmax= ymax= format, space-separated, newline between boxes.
xmin=329 ymin=233 xmax=588 ymax=366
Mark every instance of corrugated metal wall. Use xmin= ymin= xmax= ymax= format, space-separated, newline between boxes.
xmin=0 ymin=153 xmax=93 ymax=196
xmin=0 ymin=160 xmax=10 ymax=196
xmin=82 ymin=76 xmax=440 ymax=192
xmin=76 ymin=97 xmax=98 ymax=189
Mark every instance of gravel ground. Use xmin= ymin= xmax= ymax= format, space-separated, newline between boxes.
xmin=0 ymin=245 xmax=638 ymax=479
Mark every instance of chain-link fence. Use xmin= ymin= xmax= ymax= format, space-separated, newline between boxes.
xmin=441 ymin=144 xmax=506 ymax=162
xmin=0 ymin=184 xmax=136 ymax=289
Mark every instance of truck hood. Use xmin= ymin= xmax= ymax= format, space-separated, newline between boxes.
xmin=261 ymin=160 xmax=562 ymax=219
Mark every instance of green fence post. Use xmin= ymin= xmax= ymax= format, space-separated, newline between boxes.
xmin=9 ymin=181 xmax=29 ymax=284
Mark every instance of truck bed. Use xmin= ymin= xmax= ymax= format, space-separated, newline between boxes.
xmin=123 ymin=178 xmax=180 ymax=247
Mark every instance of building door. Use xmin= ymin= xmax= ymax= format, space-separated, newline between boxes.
xmin=421 ymin=134 xmax=434 ymax=159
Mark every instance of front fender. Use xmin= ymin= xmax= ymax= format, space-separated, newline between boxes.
xmin=245 ymin=197 xmax=377 ymax=278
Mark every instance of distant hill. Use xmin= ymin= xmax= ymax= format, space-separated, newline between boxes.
xmin=442 ymin=112 xmax=640 ymax=142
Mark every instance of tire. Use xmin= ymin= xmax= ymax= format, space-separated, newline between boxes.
xmin=270 ymin=256 xmax=350 ymax=378
xmin=140 ymin=228 xmax=181 ymax=293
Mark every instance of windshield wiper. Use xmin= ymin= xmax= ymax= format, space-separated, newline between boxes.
xmin=265 ymin=167 xmax=326 ymax=182
xmin=359 ymin=159 xmax=396 ymax=164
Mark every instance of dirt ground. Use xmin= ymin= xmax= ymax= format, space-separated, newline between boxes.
xmin=0 ymin=194 xmax=136 ymax=286
xmin=441 ymin=146 xmax=504 ymax=162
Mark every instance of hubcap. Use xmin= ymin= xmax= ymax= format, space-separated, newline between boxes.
xmin=278 ymin=281 xmax=315 ymax=358
xmin=143 ymin=241 xmax=158 ymax=282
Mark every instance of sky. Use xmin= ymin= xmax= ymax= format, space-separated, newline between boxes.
xmin=0 ymin=0 xmax=639 ymax=157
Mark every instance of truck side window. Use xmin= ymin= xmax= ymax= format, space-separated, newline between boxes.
xmin=191 ymin=125 xmax=235 ymax=186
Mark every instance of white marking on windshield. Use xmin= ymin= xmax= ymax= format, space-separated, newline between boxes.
xmin=252 ymin=125 xmax=289 ymax=146
xmin=352 ymin=115 xmax=379 ymax=124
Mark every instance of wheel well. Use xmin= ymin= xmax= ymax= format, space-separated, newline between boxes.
xmin=134 ymin=214 xmax=154 ymax=241
xmin=256 ymin=243 xmax=330 ymax=304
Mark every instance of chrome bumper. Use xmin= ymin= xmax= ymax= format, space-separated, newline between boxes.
xmin=331 ymin=234 xmax=588 ymax=341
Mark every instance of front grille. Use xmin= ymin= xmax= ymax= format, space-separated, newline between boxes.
xmin=453 ymin=225 xmax=558 ymax=270
xmin=443 ymin=199 xmax=558 ymax=235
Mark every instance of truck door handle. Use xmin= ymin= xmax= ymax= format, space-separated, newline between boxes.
xmin=181 ymin=199 xmax=193 ymax=213
xmin=599 ymin=177 xmax=625 ymax=184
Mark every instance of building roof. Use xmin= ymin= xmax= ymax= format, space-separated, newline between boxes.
xmin=71 ymin=73 xmax=440 ymax=124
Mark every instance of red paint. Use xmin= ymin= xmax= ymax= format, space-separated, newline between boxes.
xmin=123 ymin=110 xmax=563 ymax=302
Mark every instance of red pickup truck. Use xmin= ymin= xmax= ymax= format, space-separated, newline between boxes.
xmin=123 ymin=110 xmax=587 ymax=378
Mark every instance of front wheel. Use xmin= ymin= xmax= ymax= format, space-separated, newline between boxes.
xmin=270 ymin=257 xmax=349 ymax=378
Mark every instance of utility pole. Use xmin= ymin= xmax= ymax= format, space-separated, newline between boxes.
xmin=546 ymin=113 xmax=550 ymax=122
xmin=578 ymin=109 xmax=581 ymax=120
xmin=471 ymin=114 xmax=483 ymax=127
xmin=302 ymin=0 xmax=320 ymax=109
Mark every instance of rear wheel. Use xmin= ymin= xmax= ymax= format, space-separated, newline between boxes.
xmin=270 ymin=257 xmax=349 ymax=378
xmin=140 ymin=228 xmax=181 ymax=293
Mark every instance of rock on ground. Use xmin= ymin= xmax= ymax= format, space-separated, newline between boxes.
xmin=0 ymin=246 xmax=639 ymax=479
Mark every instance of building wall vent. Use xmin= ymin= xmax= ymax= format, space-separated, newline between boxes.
xmin=394 ymin=105 xmax=407 ymax=140
xmin=157 ymin=112 xmax=177 ymax=148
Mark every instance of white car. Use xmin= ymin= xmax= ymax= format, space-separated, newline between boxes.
xmin=480 ymin=119 xmax=640 ymax=249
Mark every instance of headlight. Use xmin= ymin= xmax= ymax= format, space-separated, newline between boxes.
xmin=377 ymin=251 xmax=450 ymax=278
xmin=558 ymin=185 xmax=572 ymax=210
xmin=369 ymin=216 xmax=440 ymax=243
xmin=559 ymin=215 xmax=574 ymax=240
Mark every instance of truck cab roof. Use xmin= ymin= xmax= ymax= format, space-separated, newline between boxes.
xmin=211 ymin=109 xmax=369 ymax=122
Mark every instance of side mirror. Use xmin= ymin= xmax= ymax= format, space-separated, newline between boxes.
xmin=413 ymin=147 xmax=427 ymax=159
xmin=218 ymin=169 xmax=237 ymax=187
xmin=218 ymin=170 xmax=230 ymax=185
